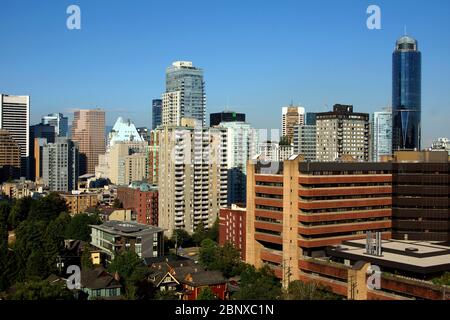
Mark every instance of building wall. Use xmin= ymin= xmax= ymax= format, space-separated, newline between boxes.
xmin=117 ymin=187 xmax=158 ymax=226
xmin=42 ymin=138 xmax=79 ymax=192
xmin=182 ymin=284 xmax=227 ymax=300
xmin=293 ymin=125 xmax=316 ymax=161
xmin=62 ymin=193 xmax=99 ymax=215
xmin=158 ymin=123 xmax=227 ymax=236
xmin=316 ymin=105 xmax=369 ymax=162
xmin=0 ymin=129 xmax=21 ymax=183
xmin=0 ymin=94 xmax=30 ymax=177
xmin=163 ymin=61 xmax=205 ymax=126
xmin=392 ymin=151 xmax=450 ymax=242
xmin=372 ymin=111 xmax=392 ymax=162
xmin=148 ymin=130 xmax=160 ymax=185
xmin=246 ymin=157 xmax=393 ymax=287
xmin=281 ymin=106 xmax=305 ymax=143
xmin=71 ymin=109 xmax=105 ymax=175
xmin=219 ymin=206 xmax=246 ymax=260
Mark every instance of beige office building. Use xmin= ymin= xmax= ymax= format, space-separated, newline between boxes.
xmin=316 ymin=104 xmax=369 ymax=162
xmin=96 ymin=141 xmax=148 ymax=186
xmin=281 ymin=105 xmax=305 ymax=143
xmin=0 ymin=129 xmax=21 ymax=181
xmin=71 ymin=109 xmax=106 ymax=174
xmin=158 ymin=118 xmax=227 ymax=236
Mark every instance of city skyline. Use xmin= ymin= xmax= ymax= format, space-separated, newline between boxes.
xmin=1 ymin=1 xmax=450 ymax=147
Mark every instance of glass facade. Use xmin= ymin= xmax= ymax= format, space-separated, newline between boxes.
xmin=392 ymin=36 xmax=421 ymax=151
xmin=152 ymin=99 xmax=162 ymax=129
xmin=165 ymin=61 xmax=205 ymax=125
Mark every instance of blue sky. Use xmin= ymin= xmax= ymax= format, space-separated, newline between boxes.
xmin=1 ymin=0 xmax=450 ymax=146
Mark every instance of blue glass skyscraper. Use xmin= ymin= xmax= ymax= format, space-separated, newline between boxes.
xmin=392 ymin=35 xmax=422 ymax=151
xmin=152 ymin=99 xmax=162 ymax=129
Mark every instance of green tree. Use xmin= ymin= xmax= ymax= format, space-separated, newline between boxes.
xmin=197 ymin=287 xmax=217 ymax=300
xmin=65 ymin=213 xmax=101 ymax=242
xmin=0 ymin=201 xmax=9 ymax=248
xmin=26 ymin=249 xmax=48 ymax=279
xmin=192 ymin=223 xmax=207 ymax=246
xmin=199 ymin=240 xmax=243 ymax=277
xmin=171 ymin=229 xmax=192 ymax=253
xmin=285 ymin=280 xmax=342 ymax=300
xmin=29 ymin=193 xmax=68 ymax=222
xmin=0 ymin=201 xmax=11 ymax=290
xmin=207 ymin=218 xmax=219 ymax=242
xmin=13 ymin=219 xmax=47 ymax=281
xmin=107 ymin=250 xmax=146 ymax=299
xmin=155 ymin=289 xmax=179 ymax=300
xmin=8 ymin=197 xmax=33 ymax=229
xmin=8 ymin=279 xmax=74 ymax=300
xmin=432 ymin=272 xmax=450 ymax=286
xmin=218 ymin=241 xmax=242 ymax=277
xmin=134 ymin=278 xmax=157 ymax=300
xmin=199 ymin=238 xmax=219 ymax=269
xmin=234 ymin=265 xmax=282 ymax=300
xmin=81 ymin=243 xmax=94 ymax=270
xmin=43 ymin=213 xmax=71 ymax=273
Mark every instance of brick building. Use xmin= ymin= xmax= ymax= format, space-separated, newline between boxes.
xmin=246 ymin=156 xmax=392 ymax=286
xmin=60 ymin=191 xmax=99 ymax=215
xmin=219 ymin=204 xmax=246 ymax=259
xmin=117 ymin=181 xmax=158 ymax=226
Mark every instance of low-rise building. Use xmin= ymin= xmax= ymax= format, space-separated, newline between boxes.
xmin=60 ymin=191 xmax=99 ymax=215
xmin=80 ymin=267 xmax=122 ymax=300
xmin=90 ymin=220 xmax=164 ymax=262
xmin=146 ymin=258 xmax=228 ymax=300
xmin=219 ymin=204 xmax=246 ymax=260
xmin=1 ymin=179 xmax=47 ymax=199
xmin=117 ymin=181 xmax=158 ymax=225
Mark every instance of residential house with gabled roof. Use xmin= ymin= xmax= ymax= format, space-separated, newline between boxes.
xmin=80 ymin=266 xmax=122 ymax=300
xmin=146 ymin=258 xmax=227 ymax=300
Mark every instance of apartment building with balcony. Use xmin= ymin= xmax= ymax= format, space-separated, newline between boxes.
xmin=158 ymin=118 xmax=228 ymax=236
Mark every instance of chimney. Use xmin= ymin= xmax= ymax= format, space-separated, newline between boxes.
xmin=114 ymin=271 xmax=120 ymax=282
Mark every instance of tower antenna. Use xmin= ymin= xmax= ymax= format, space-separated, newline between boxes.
xmin=404 ymin=25 xmax=407 ymax=36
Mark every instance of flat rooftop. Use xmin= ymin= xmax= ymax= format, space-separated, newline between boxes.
xmin=328 ymin=239 xmax=450 ymax=274
xmin=91 ymin=221 xmax=163 ymax=237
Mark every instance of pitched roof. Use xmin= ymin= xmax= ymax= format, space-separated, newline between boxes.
xmin=147 ymin=261 xmax=226 ymax=287
xmin=81 ymin=267 xmax=122 ymax=290
xmin=181 ymin=270 xmax=226 ymax=286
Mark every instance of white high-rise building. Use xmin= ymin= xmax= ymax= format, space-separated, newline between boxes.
xmin=0 ymin=94 xmax=30 ymax=176
xmin=372 ymin=109 xmax=393 ymax=162
xmin=158 ymin=118 xmax=227 ymax=236
xmin=218 ymin=121 xmax=258 ymax=205
xmin=281 ymin=105 xmax=305 ymax=142
xmin=162 ymin=61 xmax=205 ymax=126
xmin=42 ymin=137 xmax=79 ymax=192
